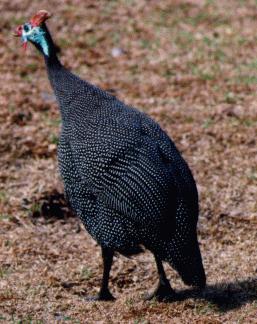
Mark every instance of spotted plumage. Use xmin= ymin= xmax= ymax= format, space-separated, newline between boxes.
xmin=16 ymin=10 xmax=206 ymax=301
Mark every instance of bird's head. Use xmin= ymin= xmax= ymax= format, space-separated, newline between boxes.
xmin=14 ymin=10 xmax=52 ymax=56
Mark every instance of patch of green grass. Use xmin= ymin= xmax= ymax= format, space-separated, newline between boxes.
xmin=85 ymin=34 xmax=99 ymax=48
xmin=49 ymin=134 xmax=59 ymax=145
xmin=186 ymin=12 xmax=228 ymax=27
xmin=4 ymin=240 xmax=11 ymax=247
xmin=62 ymin=317 xmax=73 ymax=322
xmin=191 ymin=65 xmax=215 ymax=81
xmin=175 ymin=31 xmax=194 ymax=46
xmin=194 ymin=301 xmax=217 ymax=315
xmin=50 ymin=118 xmax=61 ymax=127
xmin=201 ymin=72 xmax=215 ymax=81
xmin=120 ymin=0 xmax=136 ymax=5
xmin=0 ymin=214 xmax=11 ymax=221
xmin=237 ymin=36 xmax=248 ymax=46
xmin=185 ymin=116 xmax=194 ymax=123
xmin=225 ymin=92 xmax=237 ymax=104
xmin=162 ymin=68 xmax=176 ymax=79
xmin=29 ymin=202 xmax=41 ymax=215
xmin=246 ymin=59 xmax=257 ymax=69
xmin=0 ymin=264 xmax=11 ymax=279
xmin=12 ymin=318 xmax=44 ymax=324
xmin=236 ymin=60 xmax=257 ymax=85
xmin=8 ymin=104 xmax=16 ymax=113
xmin=62 ymin=4 xmax=77 ymax=13
xmin=1 ymin=289 xmax=13 ymax=300
xmin=42 ymin=113 xmax=61 ymax=127
xmin=54 ymin=313 xmax=78 ymax=322
xmin=148 ymin=297 xmax=158 ymax=307
xmin=134 ymin=318 xmax=148 ymax=324
xmin=102 ymin=1 xmax=118 ymax=17
xmin=111 ymin=32 xmax=121 ymax=45
xmin=202 ymin=118 xmax=214 ymax=128
xmin=26 ymin=63 xmax=38 ymax=73
xmin=242 ymin=119 xmax=256 ymax=127
xmin=125 ymin=297 xmax=135 ymax=307
xmin=19 ymin=71 xmax=31 ymax=81
xmin=130 ymin=64 xmax=140 ymax=75
xmin=238 ymin=75 xmax=257 ymax=85
xmin=203 ymin=36 xmax=213 ymax=46
xmin=212 ymin=49 xmax=226 ymax=62
xmin=0 ymin=191 xmax=7 ymax=203
xmin=205 ymin=0 xmax=215 ymax=5
xmin=227 ymin=117 xmax=240 ymax=127
xmin=187 ymin=12 xmax=210 ymax=26
xmin=58 ymin=38 xmax=72 ymax=49
xmin=151 ymin=6 xmax=184 ymax=29
xmin=140 ymin=39 xmax=152 ymax=49
xmin=10 ymin=17 xmax=26 ymax=25
xmin=80 ymin=267 xmax=92 ymax=280
xmin=247 ymin=171 xmax=257 ymax=181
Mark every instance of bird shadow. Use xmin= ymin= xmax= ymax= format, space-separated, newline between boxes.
xmin=175 ymin=277 xmax=257 ymax=312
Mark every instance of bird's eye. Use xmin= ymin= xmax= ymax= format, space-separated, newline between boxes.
xmin=23 ymin=24 xmax=30 ymax=32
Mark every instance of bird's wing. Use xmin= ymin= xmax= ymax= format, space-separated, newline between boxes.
xmin=99 ymin=137 xmax=178 ymax=228
xmin=140 ymin=114 xmax=180 ymax=162
xmin=141 ymin=115 xmax=198 ymax=197
xmin=69 ymin=118 xmax=177 ymax=230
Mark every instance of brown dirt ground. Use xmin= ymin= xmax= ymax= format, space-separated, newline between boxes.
xmin=0 ymin=0 xmax=257 ymax=323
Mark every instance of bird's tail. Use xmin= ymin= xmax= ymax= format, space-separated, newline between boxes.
xmin=151 ymin=234 xmax=206 ymax=289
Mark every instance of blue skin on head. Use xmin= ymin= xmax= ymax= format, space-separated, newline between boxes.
xmin=22 ymin=23 xmax=49 ymax=56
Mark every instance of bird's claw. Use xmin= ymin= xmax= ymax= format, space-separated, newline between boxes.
xmin=84 ymin=290 xmax=115 ymax=302
xmin=144 ymin=282 xmax=177 ymax=302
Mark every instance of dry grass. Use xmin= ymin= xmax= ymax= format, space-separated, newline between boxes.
xmin=0 ymin=0 xmax=257 ymax=323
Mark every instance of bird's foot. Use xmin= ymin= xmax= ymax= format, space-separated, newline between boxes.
xmin=144 ymin=281 xmax=176 ymax=302
xmin=84 ymin=289 xmax=115 ymax=302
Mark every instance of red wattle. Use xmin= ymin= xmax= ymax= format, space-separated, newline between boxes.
xmin=14 ymin=25 xmax=23 ymax=37
xmin=22 ymin=42 xmax=28 ymax=51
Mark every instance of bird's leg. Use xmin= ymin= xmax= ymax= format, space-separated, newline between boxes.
xmin=98 ymin=246 xmax=115 ymax=300
xmin=85 ymin=246 xmax=115 ymax=301
xmin=145 ymin=254 xmax=176 ymax=302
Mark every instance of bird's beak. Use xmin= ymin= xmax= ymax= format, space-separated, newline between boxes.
xmin=14 ymin=25 xmax=23 ymax=37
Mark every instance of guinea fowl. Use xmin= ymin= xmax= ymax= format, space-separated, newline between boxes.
xmin=15 ymin=10 xmax=206 ymax=301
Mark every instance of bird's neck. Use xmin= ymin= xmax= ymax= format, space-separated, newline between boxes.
xmin=39 ymin=24 xmax=60 ymax=66
xmin=38 ymin=25 xmax=71 ymax=120
xmin=44 ymin=42 xmax=76 ymax=123
xmin=44 ymin=52 xmax=62 ymax=74
xmin=45 ymin=57 xmax=72 ymax=122
xmin=42 ymin=26 xmax=109 ymax=122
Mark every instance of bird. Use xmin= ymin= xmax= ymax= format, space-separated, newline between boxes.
xmin=14 ymin=10 xmax=206 ymax=302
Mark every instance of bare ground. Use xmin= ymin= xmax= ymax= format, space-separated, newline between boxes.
xmin=0 ymin=0 xmax=257 ymax=323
